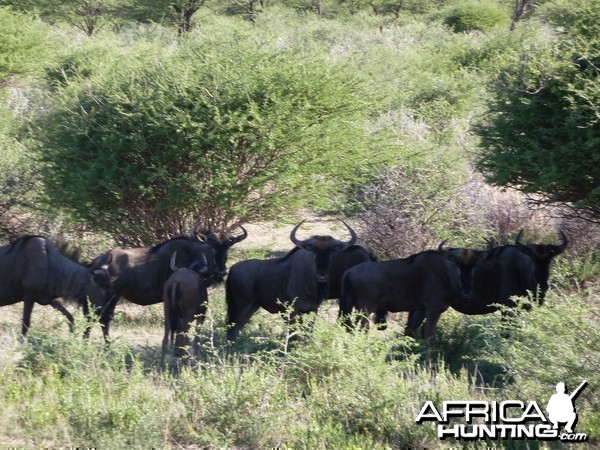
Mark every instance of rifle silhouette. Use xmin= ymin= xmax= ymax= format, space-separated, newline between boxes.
xmin=569 ymin=380 xmax=588 ymax=401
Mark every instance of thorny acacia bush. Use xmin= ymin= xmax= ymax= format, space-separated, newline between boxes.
xmin=353 ymin=162 xmax=592 ymax=259
xmin=0 ymin=278 xmax=597 ymax=448
xmin=33 ymin=26 xmax=390 ymax=245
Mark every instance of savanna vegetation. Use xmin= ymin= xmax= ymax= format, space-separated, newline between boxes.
xmin=0 ymin=0 xmax=598 ymax=447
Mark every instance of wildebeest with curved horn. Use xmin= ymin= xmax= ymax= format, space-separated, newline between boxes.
xmin=326 ymin=245 xmax=377 ymax=300
xmin=514 ymin=230 xmax=568 ymax=303
xmin=441 ymin=230 xmax=567 ymax=317
xmin=0 ymin=236 xmax=112 ymax=335
xmin=225 ymin=221 xmax=357 ymax=341
xmin=162 ymin=251 xmax=210 ymax=358
xmin=339 ymin=247 xmax=482 ymax=343
xmin=437 ymin=241 xmax=537 ymax=315
xmin=192 ymin=225 xmax=248 ymax=280
xmin=89 ymin=226 xmax=247 ymax=339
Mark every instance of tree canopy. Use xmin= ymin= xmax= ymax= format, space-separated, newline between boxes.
xmin=33 ymin=33 xmax=386 ymax=244
xmin=476 ymin=0 xmax=600 ymax=220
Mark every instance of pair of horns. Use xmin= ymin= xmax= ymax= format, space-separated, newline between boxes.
xmin=515 ymin=229 xmax=568 ymax=252
xmin=289 ymin=220 xmax=357 ymax=247
xmin=191 ymin=224 xmax=248 ymax=243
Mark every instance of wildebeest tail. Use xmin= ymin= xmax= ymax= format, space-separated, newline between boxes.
xmin=167 ymin=282 xmax=183 ymax=333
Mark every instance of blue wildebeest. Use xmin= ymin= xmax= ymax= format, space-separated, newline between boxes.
xmin=89 ymin=228 xmax=246 ymax=339
xmin=326 ymin=245 xmax=376 ymax=300
xmin=0 ymin=236 xmax=111 ymax=335
xmin=339 ymin=248 xmax=484 ymax=343
xmin=514 ymin=230 xmax=568 ymax=304
xmin=162 ymin=251 xmax=210 ymax=358
xmin=444 ymin=230 xmax=568 ymax=317
xmin=440 ymin=242 xmax=537 ymax=315
xmin=195 ymin=225 xmax=248 ymax=281
xmin=225 ymin=221 xmax=357 ymax=341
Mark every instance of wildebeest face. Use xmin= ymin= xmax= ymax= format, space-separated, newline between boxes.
xmin=290 ymin=221 xmax=357 ymax=284
xmin=515 ymin=230 xmax=568 ymax=263
xmin=299 ymin=236 xmax=348 ymax=283
xmin=440 ymin=245 xmax=487 ymax=299
xmin=193 ymin=225 xmax=248 ymax=281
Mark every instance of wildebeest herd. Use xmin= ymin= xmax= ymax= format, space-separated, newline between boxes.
xmin=0 ymin=222 xmax=568 ymax=356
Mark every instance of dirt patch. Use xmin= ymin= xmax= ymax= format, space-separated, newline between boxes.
xmin=235 ymin=218 xmax=359 ymax=253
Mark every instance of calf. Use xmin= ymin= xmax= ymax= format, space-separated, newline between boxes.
xmin=162 ymin=252 xmax=210 ymax=358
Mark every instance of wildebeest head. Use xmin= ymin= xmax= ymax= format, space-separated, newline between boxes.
xmin=290 ymin=220 xmax=357 ymax=284
xmin=191 ymin=225 xmax=248 ymax=281
xmin=515 ymin=230 xmax=568 ymax=298
xmin=438 ymin=241 xmax=487 ymax=300
xmin=515 ymin=230 xmax=568 ymax=263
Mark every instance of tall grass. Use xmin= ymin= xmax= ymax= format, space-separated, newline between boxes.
xmin=0 ymin=277 xmax=597 ymax=448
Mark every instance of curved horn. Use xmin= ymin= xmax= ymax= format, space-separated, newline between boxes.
xmin=191 ymin=226 xmax=207 ymax=242
xmin=341 ymin=221 xmax=358 ymax=246
xmin=558 ymin=230 xmax=568 ymax=252
xmin=438 ymin=239 xmax=449 ymax=252
xmin=290 ymin=220 xmax=306 ymax=247
xmin=170 ymin=251 xmax=179 ymax=271
xmin=514 ymin=229 xmax=524 ymax=247
xmin=234 ymin=224 xmax=248 ymax=243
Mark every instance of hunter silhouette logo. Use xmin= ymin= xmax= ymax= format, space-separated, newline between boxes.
xmin=546 ymin=380 xmax=587 ymax=434
xmin=415 ymin=380 xmax=588 ymax=442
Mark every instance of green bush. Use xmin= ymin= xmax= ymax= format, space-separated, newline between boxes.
xmin=441 ymin=1 xmax=511 ymax=33
xmin=0 ymin=7 xmax=58 ymax=82
xmin=32 ymin=26 xmax=387 ymax=244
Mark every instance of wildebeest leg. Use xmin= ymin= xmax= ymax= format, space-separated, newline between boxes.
xmin=98 ymin=294 xmax=120 ymax=341
xmin=374 ymin=309 xmax=388 ymax=330
xmin=51 ymin=299 xmax=75 ymax=332
xmin=191 ymin=304 xmax=208 ymax=357
xmin=422 ymin=310 xmax=443 ymax=346
xmin=405 ymin=309 xmax=426 ymax=338
xmin=356 ymin=306 xmax=371 ymax=330
xmin=80 ymin=297 xmax=93 ymax=338
xmin=286 ymin=308 xmax=317 ymax=341
xmin=21 ymin=298 xmax=35 ymax=336
xmin=227 ymin=302 xmax=260 ymax=342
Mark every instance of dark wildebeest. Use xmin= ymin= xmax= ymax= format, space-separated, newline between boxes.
xmin=196 ymin=225 xmax=248 ymax=280
xmin=225 ymin=221 xmax=357 ymax=341
xmin=441 ymin=243 xmax=537 ymax=315
xmin=162 ymin=251 xmax=210 ymax=358
xmin=444 ymin=230 xmax=568 ymax=316
xmin=514 ymin=230 xmax=568 ymax=304
xmin=0 ymin=236 xmax=111 ymax=335
xmin=326 ymin=245 xmax=376 ymax=300
xmin=339 ymin=248 xmax=484 ymax=343
xmin=403 ymin=242 xmax=536 ymax=337
xmin=89 ymin=227 xmax=246 ymax=339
